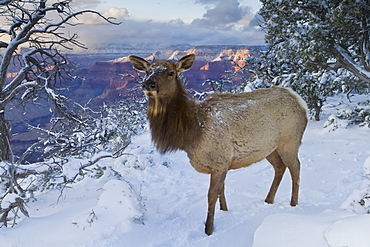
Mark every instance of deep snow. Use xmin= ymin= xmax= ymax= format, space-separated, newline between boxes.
xmin=1 ymin=94 xmax=370 ymax=247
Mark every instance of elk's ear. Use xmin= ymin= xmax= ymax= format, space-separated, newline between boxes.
xmin=176 ymin=54 xmax=195 ymax=72
xmin=129 ymin=55 xmax=150 ymax=72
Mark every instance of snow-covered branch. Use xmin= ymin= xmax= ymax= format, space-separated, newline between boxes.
xmin=43 ymin=9 xmax=121 ymax=30
xmin=1 ymin=48 xmax=63 ymax=108
xmin=334 ymin=44 xmax=370 ymax=83
xmin=0 ymin=81 xmax=39 ymax=108
xmin=0 ymin=0 xmax=121 ymax=86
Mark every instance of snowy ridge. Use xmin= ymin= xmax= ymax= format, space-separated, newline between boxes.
xmin=0 ymin=95 xmax=370 ymax=246
xmin=108 ymin=45 xmax=254 ymax=63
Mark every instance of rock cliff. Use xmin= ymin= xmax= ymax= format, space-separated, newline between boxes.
xmin=79 ymin=45 xmax=259 ymax=104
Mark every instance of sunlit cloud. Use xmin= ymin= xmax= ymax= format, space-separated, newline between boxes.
xmin=105 ymin=7 xmax=129 ymax=20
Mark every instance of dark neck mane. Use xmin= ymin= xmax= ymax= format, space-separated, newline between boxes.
xmin=147 ymin=80 xmax=203 ymax=154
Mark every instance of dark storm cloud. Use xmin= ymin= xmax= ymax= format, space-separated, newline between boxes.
xmin=191 ymin=0 xmax=253 ymax=30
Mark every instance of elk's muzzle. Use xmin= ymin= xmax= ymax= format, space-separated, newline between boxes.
xmin=142 ymin=80 xmax=158 ymax=97
xmin=142 ymin=81 xmax=156 ymax=91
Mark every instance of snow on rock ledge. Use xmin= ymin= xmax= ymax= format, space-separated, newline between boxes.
xmin=325 ymin=214 xmax=370 ymax=247
xmin=252 ymin=210 xmax=360 ymax=247
xmin=71 ymin=179 xmax=143 ymax=233
xmin=254 ymin=157 xmax=370 ymax=247
xmin=341 ymin=156 xmax=370 ymax=214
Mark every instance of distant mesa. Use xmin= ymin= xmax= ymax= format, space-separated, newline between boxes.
xmin=109 ymin=45 xmax=252 ymax=63
xmin=82 ymin=45 xmax=262 ymax=104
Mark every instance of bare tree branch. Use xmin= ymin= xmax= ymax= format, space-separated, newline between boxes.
xmin=0 ymin=41 xmax=8 ymax=48
xmin=0 ymin=0 xmax=121 ymax=161
xmin=0 ymin=81 xmax=39 ymax=107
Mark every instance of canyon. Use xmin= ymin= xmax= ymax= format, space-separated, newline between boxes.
xmin=7 ymin=45 xmax=265 ymax=161
xmin=70 ymin=45 xmax=262 ymax=104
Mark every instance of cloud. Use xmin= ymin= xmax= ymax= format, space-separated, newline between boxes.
xmin=168 ymin=18 xmax=185 ymax=26
xmin=71 ymin=0 xmax=102 ymax=9
xmin=191 ymin=0 xmax=253 ymax=31
xmin=105 ymin=7 xmax=129 ymax=20
xmin=248 ymin=12 xmax=264 ymax=28
xmin=73 ymin=17 xmax=264 ymax=48
xmin=67 ymin=0 xmax=264 ymax=48
xmin=194 ymin=0 xmax=220 ymax=4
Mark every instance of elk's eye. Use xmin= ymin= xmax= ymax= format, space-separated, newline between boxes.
xmin=168 ymin=71 xmax=175 ymax=76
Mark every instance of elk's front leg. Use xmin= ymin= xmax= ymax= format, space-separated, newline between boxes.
xmin=205 ymin=170 xmax=227 ymax=235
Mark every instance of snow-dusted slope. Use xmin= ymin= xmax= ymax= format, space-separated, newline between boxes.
xmin=109 ymin=45 xmax=254 ymax=63
xmin=0 ymin=95 xmax=370 ymax=247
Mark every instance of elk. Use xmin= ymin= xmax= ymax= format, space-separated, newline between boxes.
xmin=128 ymin=54 xmax=308 ymax=235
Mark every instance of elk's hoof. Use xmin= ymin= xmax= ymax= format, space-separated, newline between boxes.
xmin=264 ymin=199 xmax=274 ymax=204
xmin=205 ymin=226 xmax=213 ymax=236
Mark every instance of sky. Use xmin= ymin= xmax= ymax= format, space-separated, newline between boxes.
xmin=71 ymin=0 xmax=264 ymax=47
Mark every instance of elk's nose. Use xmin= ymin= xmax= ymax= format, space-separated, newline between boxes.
xmin=143 ymin=81 xmax=156 ymax=91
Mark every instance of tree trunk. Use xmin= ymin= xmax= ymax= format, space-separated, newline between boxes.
xmin=313 ymin=101 xmax=322 ymax=121
xmin=0 ymin=109 xmax=10 ymax=161
xmin=313 ymin=106 xmax=320 ymax=121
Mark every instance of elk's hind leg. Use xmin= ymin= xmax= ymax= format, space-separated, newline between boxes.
xmin=219 ymin=182 xmax=228 ymax=211
xmin=286 ymin=156 xmax=301 ymax=206
xmin=278 ymin=151 xmax=301 ymax=206
xmin=265 ymin=150 xmax=287 ymax=204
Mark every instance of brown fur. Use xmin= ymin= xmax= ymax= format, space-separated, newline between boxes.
xmin=147 ymin=79 xmax=203 ymax=153
xmin=129 ymin=54 xmax=308 ymax=235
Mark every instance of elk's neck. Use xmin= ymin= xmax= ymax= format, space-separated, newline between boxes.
xmin=147 ymin=89 xmax=203 ymax=154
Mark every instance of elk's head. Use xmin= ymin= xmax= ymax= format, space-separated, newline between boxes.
xmin=129 ymin=54 xmax=195 ymax=98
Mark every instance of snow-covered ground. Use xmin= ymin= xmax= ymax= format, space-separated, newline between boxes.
xmin=1 ymin=94 xmax=370 ymax=247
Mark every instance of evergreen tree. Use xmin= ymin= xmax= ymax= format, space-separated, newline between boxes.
xmin=260 ymin=0 xmax=370 ymax=82
xmin=255 ymin=0 xmax=370 ymax=120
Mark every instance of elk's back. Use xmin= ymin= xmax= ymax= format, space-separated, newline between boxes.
xmin=187 ymin=87 xmax=307 ymax=173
